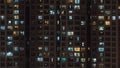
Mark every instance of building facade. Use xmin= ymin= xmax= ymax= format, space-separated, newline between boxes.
xmin=29 ymin=0 xmax=90 ymax=68
xmin=0 ymin=0 xmax=26 ymax=68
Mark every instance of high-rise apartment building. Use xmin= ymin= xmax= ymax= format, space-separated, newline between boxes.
xmin=90 ymin=0 xmax=120 ymax=68
xmin=0 ymin=0 xmax=120 ymax=68
xmin=29 ymin=0 xmax=90 ymax=68
xmin=0 ymin=0 xmax=26 ymax=68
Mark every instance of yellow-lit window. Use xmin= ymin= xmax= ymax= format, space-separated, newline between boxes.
xmin=105 ymin=21 xmax=110 ymax=25
xmin=14 ymin=26 xmax=19 ymax=29
xmin=13 ymin=31 xmax=19 ymax=35
xmin=14 ymin=15 xmax=19 ymax=19
xmin=45 ymin=20 xmax=49 ymax=24
xmin=14 ymin=5 xmax=19 ymax=8
xmin=67 ymin=0 xmax=73 ymax=3
xmin=74 ymin=47 xmax=80 ymax=51
xmin=92 ymin=21 xmax=96 ymax=25
xmin=118 ymin=6 xmax=120 ymax=9
xmin=38 ymin=47 xmax=42 ymax=50
xmin=98 ymin=16 xmax=104 ymax=20
xmin=7 ymin=0 xmax=12 ymax=3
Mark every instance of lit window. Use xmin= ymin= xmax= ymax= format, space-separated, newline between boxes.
xmin=105 ymin=11 xmax=111 ymax=14
xmin=14 ymin=21 xmax=19 ymax=25
xmin=98 ymin=47 xmax=104 ymax=52
xmin=7 ymin=36 xmax=13 ymax=40
xmin=74 ymin=0 xmax=80 ymax=4
xmin=98 ymin=16 xmax=104 ymax=20
xmin=7 ymin=0 xmax=12 ymax=3
xmin=76 ymin=58 xmax=80 ymax=62
xmin=74 ymin=53 xmax=80 ymax=57
xmin=81 ymin=48 xmax=85 ymax=52
xmin=98 ymin=5 xmax=104 ymax=9
xmin=68 ymin=10 xmax=73 ymax=14
xmin=81 ymin=21 xmax=86 ymax=25
xmin=7 ymin=41 xmax=12 ymax=46
xmin=98 ymin=26 xmax=104 ymax=31
xmin=74 ymin=47 xmax=80 ymax=52
xmin=13 ymin=0 xmax=19 ymax=3
xmin=0 ymin=26 xmax=5 ymax=30
xmin=74 ymin=5 xmax=80 ymax=9
xmin=92 ymin=58 xmax=97 ymax=62
xmin=62 ymin=26 xmax=65 ymax=30
xmin=68 ymin=47 xmax=73 ymax=51
xmin=37 ymin=57 xmax=43 ymax=62
xmin=67 ymin=31 xmax=74 ymax=36
xmin=99 ymin=42 xmax=104 ymax=46
xmin=0 ymin=16 xmax=5 ymax=20
xmin=20 ymin=31 xmax=24 ymax=35
xmin=7 ymin=52 xmax=13 ymax=57
xmin=81 ymin=58 xmax=86 ymax=62
xmin=67 ymin=0 xmax=73 ymax=3
xmin=14 ymin=5 xmax=19 ymax=8
xmin=20 ymin=21 xmax=24 ymax=24
xmin=44 ymin=36 xmax=49 ymax=40
xmin=118 ymin=6 xmax=120 ymax=9
xmin=49 ymin=10 xmax=55 ymax=15
xmin=14 ymin=26 xmax=19 ymax=29
xmin=69 ymin=53 xmax=73 ymax=56
xmin=13 ymin=10 xmax=19 ymax=14
xmin=0 ymin=52 xmax=5 ymax=56
xmin=14 ymin=15 xmax=19 ymax=19
xmin=93 ymin=64 xmax=96 ymax=67
xmin=38 ymin=47 xmax=42 ymax=50
xmin=100 ymin=53 xmax=103 ymax=57
xmin=69 ymin=16 xmax=72 ymax=20
xmin=13 ymin=31 xmax=19 ymax=35
xmin=7 ymin=26 xmax=13 ymax=30
xmin=44 ymin=47 xmax=48 ymax=51
xmin=82 ymin=42 xmax=85 ymax=46
xmin=112 ymin=16 xmax=116 ymax=20
xmin=61 ymin=57 xmax=67 ymax=62
xmin=105 ymin=21 xmax=110 ymax=25
xmin=38 ymin=16 xmax=42 ymax=20
xmin=8 ymin=20 xmax=12 ymax=24
xmin=57 ymin=36 xmax=60 ymax=41
xmin=118 ymin=16 xmax=120 ymax=19
xmin=76 ymin=36 xmax=80 ymax=41
xmin=13 ymin=47 xmax=19 ymax=51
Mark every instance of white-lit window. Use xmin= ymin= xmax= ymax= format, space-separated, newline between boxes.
xmin=74 ymin=53 xmax=80 ymax=57
xmin=67 ymin=31 xmax=74 ymax=36
xmin=37 ymin=57 xmax=43 ymax=62
xmin=69 ymin=10 xmax=73 ymax=14
xmin=74 ymin=5 xmax=80 ymax=9
xmin=98 ymin=5 xmax=104 ymax=9
xmin=50 ymin=10 xmax=55 ymax=15
xmin=99 ymin=42 xmax=104 ymax=46
xmin=98 ymin=26 xmax=104 ymax=31
xmin=76 ymin=36 xmax=80 ymax=41
xmin=7 ymin=41 xmax=12 ymax=45
xmin=13 ymin=47 xmax=19 ymax=51
xmin=0 ymin=26 xmax=5 ymax=30
xmin=7 ymin=26 xmax=13 ymax=30
xmin=8 ymin=20 xmax=12 ymax=24
xmin=44 ymin=36 xmax=49 ymax=40
xmin=81 ymin=58 xmax=86 ymax=62
xmin=7 ymin=52 xmax=13 ymax=57
xmin=38 ymin=15 xmax=42 ymax=20
xmin=57 ymin=36 xmax=60 ymax=41
xmin=81 ymin=21 xmax=86 ymax=25
xmin=75 ymin=0 xmax=80 ymax=4
xmin=98 ymin=47 xmax=104 ymax=52
xmin=20 ymin=31 xmax=24 ymax=35
xmin=68 ymin=47 xmax=73 ymax=51
xmin=98 ymin=16 xmax=104 ymax=20
xmin=112 ymin=16 xmax=116 ymax=20
xmin=38 ymin=47 xmax=42 ymax=50
xmin=105 ymin=11 xmax=111 ymax=14
xmin=20 ymin=21 xmax=24 ymax=24
xmin=92 ymin=58 xmax=97 ymax=62
xmin=69 ymin=16 xmax=72 ymax=20
xmin=13 ymin=10 xmax=19 ymax=14
xmin=7 ymin=36 xmax=13 ymax=40
xmin=0 ymin=15 xmax=5 ymax=20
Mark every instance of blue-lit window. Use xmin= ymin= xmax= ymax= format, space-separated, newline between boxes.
xmin=99 ymin=26 xmax=104 ymax=31
xmin=14 ymin=0 xmax=19 ymax=3
xmin=75 ymin=0 xmax=80 ymax=4
xmin=37 ymin=57 xmax=43 ymax=62
xmin=50 ymin=10 xmax=55 ymax=15
xmin=7 ymin=52 xmax=13 ymax=57
xmin=38 ymin=16 xmax=42 ymax=20
xmin=98 ymin=48 xmax=104 ymax=52
xmin=0 ymin=26 xmax=5 ymax=30
xmin=44 ymin=47 xmax=48 ymax=51
xmin=57 ymin=36 xmax=60 ymax=41
xmin=68 ymin=47 xmax=73 ymax=51
xmin=7 ymin=36 xmax=13 ymax=40
xmin=7 ymin=41 xmax=12 ymax=46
